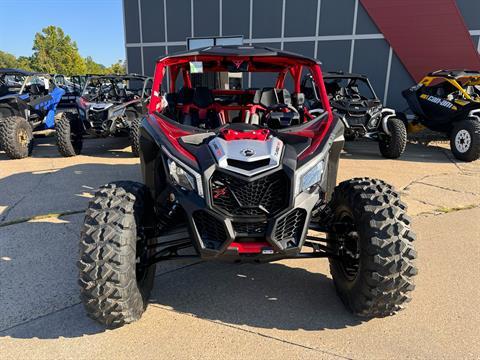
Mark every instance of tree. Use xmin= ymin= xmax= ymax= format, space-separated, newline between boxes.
xmin=84 ymin=56 xmax=106 ymax=74
xmin=107 ymin=60 xmax=126 ymax=75
xmin=0 ymin=50 xmax=18 ymax=68
xmin=30 ymin=26 xmax=86 ymax=75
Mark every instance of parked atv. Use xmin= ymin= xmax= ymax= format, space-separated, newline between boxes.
xmin=57 ymin=74 xmax=152 ymax=157
xmin=0 ymin=69 xmax=65 ymax=159
xmin=78 ymin=45 xmax=417 ymax=327
xmin=302 ymin=72 xmax=407 ymax=158
xmin=53 ymin=74 xmax=88 ymax=110
xmin=403 ymin=69 xmax=480 ymax=162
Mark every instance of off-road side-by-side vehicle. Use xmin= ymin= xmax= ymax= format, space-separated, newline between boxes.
xmin=302 ymin=71 xmax=407 ymax=159
xmin=78 ymin=46 xmax=417 ymax=327
xmin=53 ymin=74 xmax=88 ymax=109
xmin=403 ymin=69 xmax=480 ymax=162
xmin=56 ymin=74 xmax=153 ymax=157
xmin=0 ymin=68 xmax=65 ymax=159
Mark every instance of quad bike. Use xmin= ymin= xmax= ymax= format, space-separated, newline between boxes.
xmin=303 ymin=71 xmax=407 ymax=159
xmin=0 ymin=68 xmax=65 ymax=159
xmin=403 ymin=69 xmax=480 ymax=162
xmin=78 ymin=45 xmax=417 ymax=327
xmin=56 ymin=74 xmax=153 ymax=157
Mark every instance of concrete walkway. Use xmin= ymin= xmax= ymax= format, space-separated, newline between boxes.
xmin=1 ymin=137 xmax=479 ymax=359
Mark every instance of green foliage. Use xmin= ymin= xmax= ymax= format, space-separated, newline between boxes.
xmin=0 ymin=26 xmax=126 ymax=76
xmin=30 ymin=26 xmax=86 ymax=75
xmin=84 ymin=56 xmax=107 ymax=75
xmin=0 ymin=50 xmax=18 ymax=68
xmin=106 ymin=60 xmax=126 ymax=75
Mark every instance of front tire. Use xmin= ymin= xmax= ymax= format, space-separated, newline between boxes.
xmin=450 ymin=119 xmax=480 ymax=162
xmin=129 ymin=112 xmax=141 ymax=157
xmin=78 ymin=181 xmax=156 ymax=327
xmin=378 ymin=118 xmax=407 ymax=159
xmin=328 ymin=178 xmax=417 ymax=317
xmin=55 ymin=112 xmax=83 ymax=157
xmin=0 ymin=115 xmax=33 ymax=159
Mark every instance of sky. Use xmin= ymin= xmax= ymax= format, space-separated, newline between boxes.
xmin=0 ymin=0 xmax=125 ymax=66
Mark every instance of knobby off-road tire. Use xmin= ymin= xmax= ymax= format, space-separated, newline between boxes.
xmin=78 ymin=181 xmax=156 ymax=327
xmin=328 ymin=177 xmax=417 ymax=317
xmin=449 ymin=119 xmax=480 ymax=162
xmin=378 ymin=118 xmax=407 ymax=159
xmin=129 ymin=111 xmax=141 ymax=157
xmin=0 ymin=115 xmax=33 ymax=159
xmin=56 ymin=112 xmax=83 ymax=157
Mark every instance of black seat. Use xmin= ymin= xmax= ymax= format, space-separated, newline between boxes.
xmin=192 ymin=87 xmax=214 ymax=108
xmin=29 ymin=84 xmax=41 ymax=96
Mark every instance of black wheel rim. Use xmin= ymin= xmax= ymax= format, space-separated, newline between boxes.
xmin=335 ymin=209 xmax=361 ymax=281
xmin=135 ymin=230 xmax=149 ymax=283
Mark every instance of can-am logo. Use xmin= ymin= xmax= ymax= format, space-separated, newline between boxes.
xmin=240 ymin=148 xmax=255 ymax=157
xmin=423 ymin=94 xmax=454 ymax=109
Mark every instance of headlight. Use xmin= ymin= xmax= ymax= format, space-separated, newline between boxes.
xmin=168 ymin=159 xmax=196 ymax=191
xmin=163 ymin=147 xmax=204 ymax=197
xmin=294 ymin=159 xmax=324 ymax=196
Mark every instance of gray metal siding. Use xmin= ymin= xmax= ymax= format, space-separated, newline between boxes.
xmin=456 ymin=0 xmax=480 ymax=30
xmin=222 ymin=0 xmax=250 ymax=37
xmin=124 ymin=0 xmax=140 ymax=43
xmin=194 ymin=0 xmax=220 ymax=37
xmin=124 ymin=0 xmax=477 ymax=108
xmin=318 ymin=0 xmax=355 ymax=35
xmin=284 ymin=0 xmax=317 ymax=37
xmin=252 ymin=0 xmax=283 ymax=38
xmin=166 ymin=0 xmax=192 ymax=41
xmin=141 ymin=0 xmax=165 ymax=43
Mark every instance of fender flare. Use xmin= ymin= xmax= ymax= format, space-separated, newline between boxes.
xmin=380 ymin=108 xmax=397 ymax=135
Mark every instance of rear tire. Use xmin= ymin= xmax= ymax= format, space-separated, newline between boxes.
xmin=78 ymin=181 xmax=156 ymax=327
xmin=56 ymin=112 xmax=83 ymax=157
xmin=449 ymin=119 xmax=480 ymax=162
xmin=129 ymin=112 xmax=141 ymax=157
xmin=0 ymin=115 xmax=33 ymax=159
xmin=328 ymin=178 xmax=417 ymax=317
xmin=378 ymin=118 xmax=407 ymax=159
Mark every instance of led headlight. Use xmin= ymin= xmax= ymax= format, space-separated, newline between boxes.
xmin=168 ymin=159 xmax=196 ymax=191
xmin=163 ymin=147 xmax=204 ymax=197
xmin=294 ymin=159 xmax=324 ymax=195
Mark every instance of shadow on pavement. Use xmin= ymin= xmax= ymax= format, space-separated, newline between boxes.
xmin=341 ymin=139 xmax=453 ymax=163
xmin=0 ymin=135 xmax=136 ymax=160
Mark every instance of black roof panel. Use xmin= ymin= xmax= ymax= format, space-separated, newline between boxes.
xmin=159 ymin=45 xmax=321 ymax=64
xmin=428 ymin=69 xmax=480 ymax=79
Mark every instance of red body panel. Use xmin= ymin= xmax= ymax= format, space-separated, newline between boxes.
xmin=148 ymin=50 xmax=334 ymax=163
xmin=360 ymin=0 xmax=480 ymax=81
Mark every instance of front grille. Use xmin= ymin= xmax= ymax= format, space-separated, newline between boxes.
xmin=346 ymin=112 xmax=368 ymax=126
xmin=272 ymin=209 xmax=307 ymax=249
xmin=193 ymin=211 xmax=227 ymax=250
xmin=88 ymin=109 xmax=108 ymax=129
xmin=210 ymin=171 xmax=289 ymax=216
xmin=233 ymin=221 xmax=267 ymax=235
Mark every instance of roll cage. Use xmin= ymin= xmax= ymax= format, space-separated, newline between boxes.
xmin=82 ymin=74 xmax=152 ymax=102
xmin=147 ymin=45 xmax=334 ymax=161
xmin=419 ymin=70 xmax=480 ymax=102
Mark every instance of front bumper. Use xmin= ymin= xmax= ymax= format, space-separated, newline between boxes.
xmin=169 ymin=171 xmax=321 ymax=262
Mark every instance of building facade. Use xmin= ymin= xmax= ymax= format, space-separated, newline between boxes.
xmin=123 ymin=0 xmax=480 ymax=110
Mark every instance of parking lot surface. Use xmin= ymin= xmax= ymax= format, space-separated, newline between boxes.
xmin=1 ymin=137 xmax=479 ymax=359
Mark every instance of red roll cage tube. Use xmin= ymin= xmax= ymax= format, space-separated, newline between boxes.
xmin=148 ymin=52 xmax=333 ymax=162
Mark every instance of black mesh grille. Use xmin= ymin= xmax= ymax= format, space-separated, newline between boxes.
xmin=272 ymin=209 xmax=307 ymax=248
xmin=88 ymin=109 xmax=108 ymax=129
xmin=210 ymin=171 xmax=289 ymax=216
xmin=193 ymin=211 xmax=227 ymax=250
xmin=233 ymin=221 xmax=267 ymax=235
